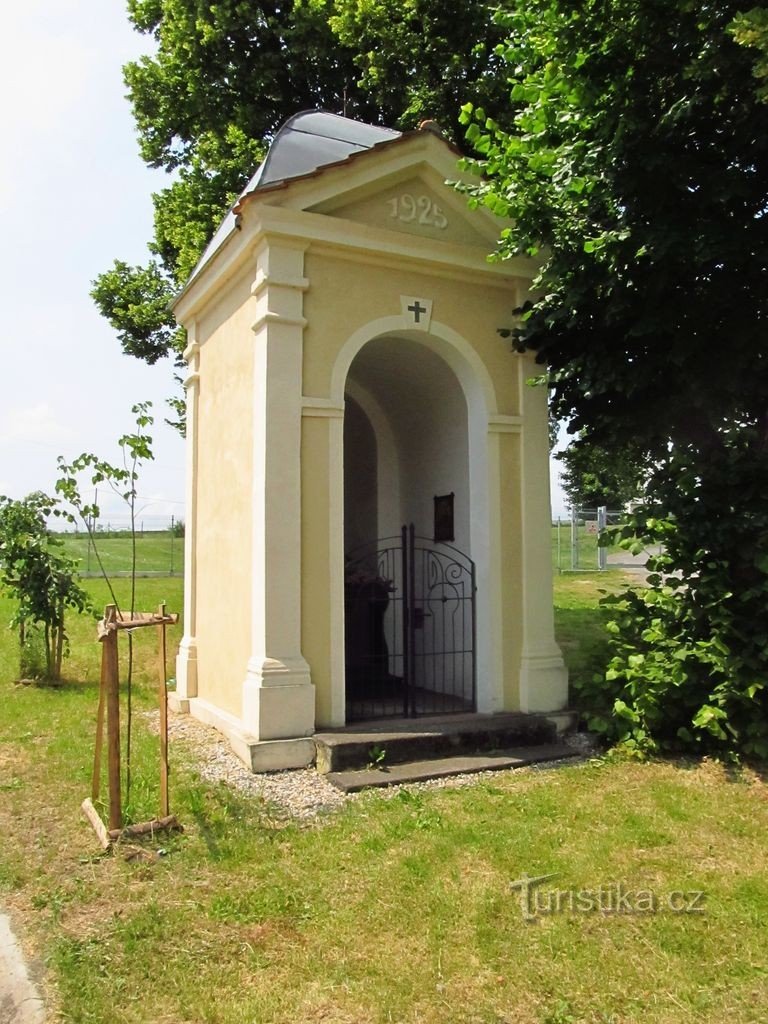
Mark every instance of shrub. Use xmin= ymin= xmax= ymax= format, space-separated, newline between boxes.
xmin=0 ymin=492 xmax=91 ymax=682
xmin=574 ymin=438 xmax=768 ymax=759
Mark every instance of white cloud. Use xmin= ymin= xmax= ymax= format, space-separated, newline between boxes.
xmin=0 ymin=402 xmax=75 ymax=446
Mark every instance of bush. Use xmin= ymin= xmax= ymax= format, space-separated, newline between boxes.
xmin=574 ymin=438 xmax=768 ymax=759
xmin=0 ymin=492 xmax=91 ymax=682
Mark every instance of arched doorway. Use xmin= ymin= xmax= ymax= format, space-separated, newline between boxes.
xmin=343 ymin=334 xmax=477 ymax=720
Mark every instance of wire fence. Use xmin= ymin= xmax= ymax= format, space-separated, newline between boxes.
xmin=552 ymin=508 xmax=655 ymax=573
xmin=57 ymin=509 xmax=651 ymax=578
xmin=53 ymin=516 xmax=184 ymax=577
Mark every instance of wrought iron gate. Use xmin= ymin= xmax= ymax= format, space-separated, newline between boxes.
xmin=344 ymin=524 xmax=476 ymax=721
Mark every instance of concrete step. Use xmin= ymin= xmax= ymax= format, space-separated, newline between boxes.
xmin=324 ymin=742 xmax=576 ymax=793
xmin=314 ymin=710 xmax=576 ymax=773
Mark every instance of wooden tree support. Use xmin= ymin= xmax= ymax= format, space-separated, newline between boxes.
xmin=80 ymin=799 xmax=183 ymax=851
xmin=81 ymin=797 xmax=111 ymax=851
xmin=85 ymin=603 xmax=180 ymax=850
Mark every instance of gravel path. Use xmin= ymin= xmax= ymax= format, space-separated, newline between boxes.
xmin=143 ymin=710 xmax=594 ymax=823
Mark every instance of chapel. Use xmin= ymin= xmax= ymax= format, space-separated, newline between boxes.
xmin=171 ymin=110 xmax=568 ymax=769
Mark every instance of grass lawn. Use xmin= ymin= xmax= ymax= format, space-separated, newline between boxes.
xmin=0 ymin=575 xmax=766 ymax=1024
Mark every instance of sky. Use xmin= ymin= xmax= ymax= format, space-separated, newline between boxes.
xmin=0 ymin=1 xmax=569 ymax=526
xmin=0 ymin=1 xmax=183 ymax=528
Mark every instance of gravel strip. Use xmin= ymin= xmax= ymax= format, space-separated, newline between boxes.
xmin=142 ymin=710 xmax=596 ymax=822
xmin=143 ymin=710 xmax=347 ymax=821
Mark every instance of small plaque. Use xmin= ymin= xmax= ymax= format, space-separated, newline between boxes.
xmin=434 ymin=493 xmax=455 ymax=543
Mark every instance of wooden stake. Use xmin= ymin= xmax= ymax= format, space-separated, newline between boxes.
xmin=103 ymin=605 xmax=122 ymax=831
xmin=91 ymin=648 xmax=107 ymax=803
xmin=157 ymin=601 xmax=169 ymax=817
xmin=81 ymin=798 xmax=112 ymax=851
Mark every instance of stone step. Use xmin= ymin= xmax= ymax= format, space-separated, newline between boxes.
xmin=314 ymin=710 xmax=576 ymax=773
xmin=324 ymin=742 xmax=576 ymax=793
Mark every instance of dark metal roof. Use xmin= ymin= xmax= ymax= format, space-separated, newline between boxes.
xmin=256 ymin=110 xmax=400 ymax=188
xmin=188 ymin=111 xmax=402 ymax=284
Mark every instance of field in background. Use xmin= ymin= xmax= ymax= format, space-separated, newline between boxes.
xmin=55 ymin=530 xmax=183 ymax=576
xmin=52 ymin=524 xmax=633 ymax=577
xmin=552 ymin=517 xmax=648 ymax=573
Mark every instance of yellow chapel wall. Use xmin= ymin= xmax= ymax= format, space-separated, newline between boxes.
xmin=193 ymin=271 xmax=254 ymax=718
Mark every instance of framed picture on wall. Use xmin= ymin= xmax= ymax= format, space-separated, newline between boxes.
xmin=434 ymin=493 xmax=455 ymax=543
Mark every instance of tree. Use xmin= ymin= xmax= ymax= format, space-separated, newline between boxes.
xmin=56 ymin=402 xmax=156 ymax=805
xmin=730 ymin=6 xmax=768 ymax=100
xmin=558 ymin=436 xmax=644 ymax=511
xmin=56 ymin=401 xmax=155 ymax=623
xmin=92 ymin=0 xmax=507 ymax=378
xmin=0 ymin=493 xmax=91 ymax=682
xmin=324 ymin=0 xmax=510 ymax=145
xmin=462 ymin=1 xmax=768 ymax=756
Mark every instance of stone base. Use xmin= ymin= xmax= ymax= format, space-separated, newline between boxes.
xmin=175 ymin=637 xmax=198 ymax=701
xmin=242 ymin=659 xmax=316 ymax=740
xmin=180 ymin=696 xmax=316 ymax=771
xmin=236 ymin=736 xmax=317 ymax=773
xmin=518 ymin=650 xmax=569 ymax=714
xmin=168 ymin=693 xmax=190 ymax=714
xmin=544 ymin=710 xmax=579 ymax=735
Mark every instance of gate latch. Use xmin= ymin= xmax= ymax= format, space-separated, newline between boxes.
xmin=412 ymin=607 xmax=430 ymax=629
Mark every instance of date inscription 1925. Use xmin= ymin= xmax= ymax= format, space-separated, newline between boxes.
xmin=387 ymin=193 xmax=448 ymax=229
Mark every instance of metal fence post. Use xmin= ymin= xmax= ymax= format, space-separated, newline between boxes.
xmin=597 ymin=505 xmax=607 ymax=570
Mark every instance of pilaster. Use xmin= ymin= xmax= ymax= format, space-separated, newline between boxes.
xmin=174 ymin=328 xmax=200 ymax=710
xmin=517 ymin=362 xmax=569 ymax=712
xmin=241 ymin=239 xmax=316 ymax=739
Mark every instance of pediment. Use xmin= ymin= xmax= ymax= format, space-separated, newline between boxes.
xmin=309 ymin=174 xmax=494 ymax=249
xmin=235 ymin=130 xmax=510 ymax=256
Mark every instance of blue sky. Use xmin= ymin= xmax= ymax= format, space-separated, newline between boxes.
xmin=0 ymin=2 xmax=569 ymax=524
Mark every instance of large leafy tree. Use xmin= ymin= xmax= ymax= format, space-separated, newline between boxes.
xmin=93 ymin=0 xmax=506 ymax=373
xmin=730 ymin=5 xmax=768 ymax=99
xmin=558 ymin=437 xmax=644 ymax=511
xmin=464 ymin=1 xmax=768 ymax=755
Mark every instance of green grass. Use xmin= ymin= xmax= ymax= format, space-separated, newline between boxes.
xmin=1 ymin=575 xmax=766 ymax=1024
xmin=55 ymin=531 xmax=183 ymax=575
xmin=553 ymin=570 xmax=630 ymax=690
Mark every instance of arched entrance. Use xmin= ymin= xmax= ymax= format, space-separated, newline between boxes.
xmin=342 ymin=334 xmax=478 ymax=720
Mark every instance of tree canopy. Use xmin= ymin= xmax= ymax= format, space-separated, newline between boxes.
xmin=558 ymin=438 xmax=644 ymax=512
xmin=463 ymin=1 xmax=768 ymax=756
xmin=93 ymin=0 xmax=507 ymax=369
xmin=463 ymin=0 xmax=768 ymax=457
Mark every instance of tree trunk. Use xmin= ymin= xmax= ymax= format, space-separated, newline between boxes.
xmin=18 ymin=618 xmax=25 ymax=678
xmin=44 ymin=622 xmax=52 ymax=680
xmin=54 ymin=601 xmax=65 ymax=681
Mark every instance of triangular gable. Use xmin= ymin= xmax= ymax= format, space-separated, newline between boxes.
xmin=238 ymin=129 xmax=507 ymax=250
xmin=175 ymin=127 xmax=519 ymax=314
xmin=309 ymin=172 xmax=494 ymax=249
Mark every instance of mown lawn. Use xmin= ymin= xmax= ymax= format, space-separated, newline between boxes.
xmin=0 ymin=575 xmax=766 ymax=1024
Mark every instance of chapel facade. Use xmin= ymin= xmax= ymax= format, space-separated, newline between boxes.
xmin=171 ymin=111 xmax=568 ymax=770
